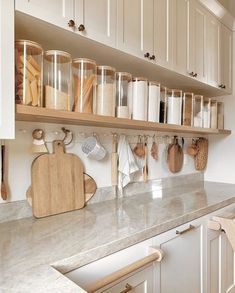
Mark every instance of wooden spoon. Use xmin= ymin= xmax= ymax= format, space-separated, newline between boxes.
xmin=1 ymin=142 xmax=8 ymax=200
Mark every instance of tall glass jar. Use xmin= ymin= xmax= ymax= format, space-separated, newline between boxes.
xmin=148 ymin=81 xmax=160 ymax=122
xmin=182 ymin=92 xmax=193 ymax=126
xmin=132 ymin=77 xmax=148 ymax=121
xmin=116 ymin=72 xmax=132 ymax=118
xmin=15 ymin=40 xmax=43 ymax=106
xmin=211 ymin=100 xmax=218 ymax=129
xmin=44 ymin=50 xmax=72 ymax=111
xmin=167 ymin=89 xmax=182 ymax=125
xmin=217 ymin=102 xmax=224 ymax=129
xmin=203 ymin=98 xmax=211 ymax=128
xmin=160 ymin=86 xmax=167 ymax=123
xmin=96 ymin=66 xmax=116 ymax=117
xmin=193 ymin=95 xmax=203 ymax=127
xmin=72 ymin=58 xmax=96 ymax=113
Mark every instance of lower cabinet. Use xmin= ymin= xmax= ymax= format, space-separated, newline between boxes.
xmin=65 ymin=204 xmax=235 ymax=293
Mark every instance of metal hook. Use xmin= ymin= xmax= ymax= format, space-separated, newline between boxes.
xmin=61 ymin=127 xmax=73 ymax=145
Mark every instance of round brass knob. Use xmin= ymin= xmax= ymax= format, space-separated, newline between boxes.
xmin=150 ymin=55 xmax=155 ymax=60
xmin=78 ymin=24 xmax=85 ymax=31
xmin=144 ymin=52 xmax=150 ymax=58
xmin=193 ymin=73 xmax=198 ymax=78
xmin=189 ymin=71 xmax=194 ymax=76
xmin=68 ymin=19 xmax=75 ymax=27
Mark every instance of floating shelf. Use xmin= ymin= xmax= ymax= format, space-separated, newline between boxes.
xmin=16 ymin=105 xmax=231 ymax=135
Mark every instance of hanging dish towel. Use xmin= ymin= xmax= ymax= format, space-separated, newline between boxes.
xmin=118 ymin=135 xmax=140 ymax=193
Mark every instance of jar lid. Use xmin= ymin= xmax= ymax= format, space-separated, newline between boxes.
xmin=194 ymin=94 xmax=203 ymax=100
xmin=45 ymin=50 xmax=72 ymax=63
xmin=97 ymin=65 xmax=116 ymax=72
xmin=15 ymin=39 xmax=43 ymax=53
xmin=132 ymin=77 xmax=148 ymax=82
xmin=149 ymin=81 xmax=160 ymax=86
xmin=116 ymin=72 xmax=132 ymax=80
xmin=167 ymin=89 xmax=182 ymax=97
xmin=183 ymin=92 xmax=194 ymax=98
xmin=72 ymin=58 xmax=97 ymax=66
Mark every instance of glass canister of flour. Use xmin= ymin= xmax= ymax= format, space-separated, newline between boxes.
xmin=44 ymin=50 xmax=72 ymax=110
xmin=15 ymin=40 xmax=43 ymax=106
xmin=182 ymin=92 xmax=193 ymax=126
xmin=211 ymin=100 xmax=218 ymax=129
xmin=193 ymin=95 xmax=203 ymax=127
xmin=203 ymin=98 xmax=211 ymax=128
xmin=167 ymin=89 xmax=182 ymax=125
xmin=132 ymin=77 xmax=148 ymax=121
xmin=160 ymin=86 xmax=167 ymax=123
xmin=72 ymin=58 xmax=97 ymax=113
xmin=217 ymin=102 xmax=224 ymax=129
xmin=116 ymin=72 xmax=132 ymax=118
xmin=148 ymin=81 xmax=160 ymax=123
xmin=96 ymin=66 xmax=116 ymax=117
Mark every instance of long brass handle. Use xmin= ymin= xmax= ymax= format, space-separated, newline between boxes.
xmin=176 ymin=224 xmax=195 ymax=235
xmin=86 ymin=247 xmax=164 ymax=293
xmin=120 ymin=283 xmax=133 ymax=293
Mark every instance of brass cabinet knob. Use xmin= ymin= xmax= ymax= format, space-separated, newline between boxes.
xmin=144 ymin=52 xmax=150 ymax=58
xmin=68 ymin=19 xmax=75 ymax=27
xmin=193 ymin=73 xmax=198 ymax=77
xmin=78 ymin=24 xmax=85 ymax=31
xmin=189 ymin=71 xmax=194 ymax=76
xmin=150 ymin=55 xmax=155 ymax=60
xmin=119 ymin=283 xmax=133 ymax=293
xmin=219 ymin=84 xmax=223 ymax=88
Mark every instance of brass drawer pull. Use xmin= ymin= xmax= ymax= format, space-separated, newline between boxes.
xmin=176 ymin=224 xmax=195 ymax=235
xmin=120 ymin=283 xmax=133 ymax=293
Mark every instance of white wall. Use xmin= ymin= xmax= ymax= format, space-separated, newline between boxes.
xmin=0 ymin=121 xmax=199 ymax=204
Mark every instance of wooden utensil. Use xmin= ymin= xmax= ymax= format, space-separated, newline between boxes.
xmin=1 ymin=142 xmax=8 ymax=200
xmin=133 ymin=136 xmax=145 ymax=158
xmin=31 ymin=140 xmax=85 ymax=218
xmin=151 ymin=136 xmax=158 ymax=160
xmin=194 ymin=138 xmax=208 ymax=171
xmin=167 ymin=137 xmax=183 ymax=173
xmin=111 ymin=134 xmax=118 ymax=195
xmin=143 ymin=137 xmax=148 ymax=182
xmin=27 ymin=173 xmax=97 ymax=207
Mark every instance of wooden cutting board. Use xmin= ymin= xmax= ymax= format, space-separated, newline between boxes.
xmin=167 ymin=138 xmax=183 ymax=173
xmin=31 ymin=140 xmax=85 ymax=218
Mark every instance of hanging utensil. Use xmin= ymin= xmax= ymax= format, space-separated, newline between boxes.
xmin=151 ymin=135 xmax=158 ymax=160
xmin=167 ymin=136 xmax=184 ymax=173
xmin=111 ymin=133 xmax=118 ymax=195
xmin=133 ymin=135 xmax=145 ymax=158
xmin=1 ymin=140 xmax=8 ymax=200
xmin=143 ymin=136 xmax=148 ymax=182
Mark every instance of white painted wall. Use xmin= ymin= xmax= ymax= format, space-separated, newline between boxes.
xmin=0 ymin=121 xmax=199 ymax=204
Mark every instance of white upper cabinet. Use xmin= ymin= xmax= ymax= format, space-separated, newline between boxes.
xmin=172 ymin=0 xmax=189 ymax=74
xmin=117 ymin=0 xmax=154 ymax=59
xmin=220 ymin=24 xmax=233 ymax=93
xmin=206 ymin=12 xmax=220 ymax=88
xmin=15 ymin=0 xmax=74 ymax=31
xmin=188 ymin=0 xmax=207 ymax=83
xmin=154 ymin=0 xmax=174 ymax=69
xmin=75 ymin=0 xmax=116 ymax=47
xmin=0 ymin=0 xmax=14 ymax=138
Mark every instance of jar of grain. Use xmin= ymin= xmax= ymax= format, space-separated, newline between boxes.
xmin=182 ymin=92 xmax=193 ymax=126
xmin=211 ymin=100 xmax=218 ymax=129
xmin=15 ymin=40 xmax=43 ymax=106
xmin=203 ymin=98 xmax=211 ymax=128
xmin=96 ymin=66 xmax=116 ymax=117
xmin=160 ymin=86 xmax=167 ymax=123
xmin=167 ymin=89 xmax=182 ymax=125
xmin=148 ymin=81 xmax=160 ymax=123
xmin=193 ymin=95 xmax=203 ymax=128
xmin=217 ymin=102 xmax=224 ymax=129
xmin=116 ymin=72 xmax=132 ymax=119
xmin=132 ymin=77 xmax=148 ymax=121
xmin=44 ymin=50 xmax=72 ymax=111
xmin=72 ymin=58 xmax=96 ymax=113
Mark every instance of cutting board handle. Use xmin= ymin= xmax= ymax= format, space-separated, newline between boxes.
xmin=53 ymin=140 xmax=65 ymax=154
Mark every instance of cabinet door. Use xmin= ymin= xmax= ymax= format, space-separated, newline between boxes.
xmin=0 ymin=0 xmax=14 ymax=138
xmin=220 ymin=24 xmax=233 ymax=93
xmin=206 ymin=228 xmax=235 ymax=293
xmin=75 ymin=0 xmax=116 ymax=47
xmin=101 ymin=265 xmax=154 ymax=293
xmin=206 ymin=13 xmax=220 ymax=88
xmin=117 ymin=0 xmax=154 ymax=58
xmin=15 ymin=0 xmax=74 ymax=30
xmin=154 ymin=0 xmax=174 ymax=69
xmin=172 ymin=0 xmax=189 ymax=75
xmin=188 ymin=0 xmax=207 ymax=82
xmin=153 ymin=221 xmax=204 ymax=293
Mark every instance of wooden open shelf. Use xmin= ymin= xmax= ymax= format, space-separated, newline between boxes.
xmin=16 ymin=105 xmax=231 ymax=135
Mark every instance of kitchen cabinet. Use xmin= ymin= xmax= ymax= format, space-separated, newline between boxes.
xmin=0 ymin=0 xmax=15 ymax=138
xmin=117 ymin=0 xmax=154 ymax=59
xmin=153 ymin=220 xmax=204 ymax=293
xmin=15 ymin=0 xmax=74 ymax=31
xmin=206 ymin=12 xmax=220 ymax=88
xmin=188 ymin=0 xmax=207 ymax=83
xmin=220 ymin=24 xmax=233 ymax=93
xmin=172 ymin=0 xmax=189 ymax=75
xmin=75 ymin=0 xmax=116 ymax=47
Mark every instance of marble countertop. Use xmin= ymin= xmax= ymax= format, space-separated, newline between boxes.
xmin=1 ymin=181 xmax=235 ymax=293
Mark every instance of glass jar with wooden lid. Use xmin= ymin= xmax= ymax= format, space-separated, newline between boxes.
xmin=148 ymin=81 xmax=160 ymax=123
xmin=203 ymin=97 xmax=211 ymax=128
xmin=160 ymin=86 xmax=167 ymax=123
xmin=116 ymin=72 xmax=132 ymax=119
xmin=96 ymin=66 xmax=116 ymax=117
xmin=72 ymin=58 xmax=97 ymax=113
xmin=132 ymin=77 xmax=148 ymax=121
xmin=44 ymin=50 xmax=72 ymax=111
xmin=182 ymin=92 xmax=194 ymax=126
xmin=15 ymin=40 xmax=43 ymax=107
xmin=193 ymin=95 xmax=203 ymax=128
xmin=166 ymin=89 xmax=182 ymax=125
